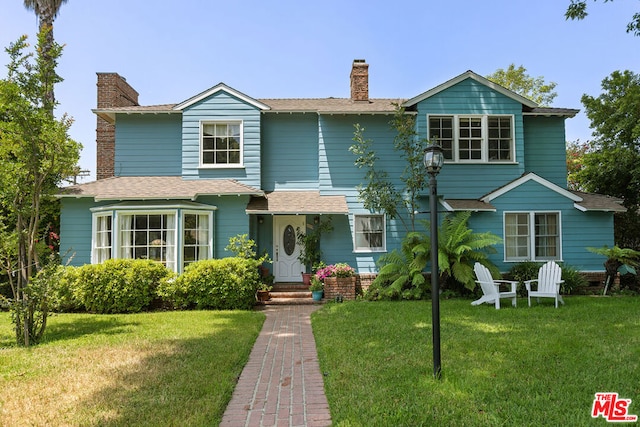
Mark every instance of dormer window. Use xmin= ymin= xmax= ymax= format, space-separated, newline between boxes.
xmin=200 ymin=121 xmax=243 ymax=167
xmin=428 ymin=115 xmax=514 ymax=163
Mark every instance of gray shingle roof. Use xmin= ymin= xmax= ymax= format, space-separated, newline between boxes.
xmin=59 ymin=176 xmax=263 ymax=201
xmin=570 ymin=191 xmax=627 ymax=212
xmin=246 ymin=191 xmax=348 ymax=214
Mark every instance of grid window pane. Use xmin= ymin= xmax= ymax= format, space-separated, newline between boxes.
xmin=183 ymin=213 xmax=211 ymax=269
xmin=119 ymin=214 xmax=176 ymax=268
xmin=201 ymin=122 xmax=242 ymax=165
xmin=429 ymin=117 xmax=453 ymax=160
xmin=488 ymin=116 xmax=512 ymax=161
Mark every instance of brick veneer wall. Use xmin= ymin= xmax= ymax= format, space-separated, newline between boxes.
xmin=96 ymin=73 xmax=139 ymax=180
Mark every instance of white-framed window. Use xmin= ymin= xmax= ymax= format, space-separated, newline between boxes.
xmin=200 ymin=121 xmax=242 ymax=167
xmin=504 ymin=212 xmax=561 ymax=262
xmin=93 ymin=213 xmax=113 ymax=263
xmin=91 ymin=206 xmax=214 ymax=272
xmin=118 ymin=212 xmax=177 ymax=271
xmin=428 ymin=115 xmax=514 ymax=162
xmin=183 ymin=211 xmax=212 ymax=269
xmin=354 ymin=214 xmax=386 ymax=252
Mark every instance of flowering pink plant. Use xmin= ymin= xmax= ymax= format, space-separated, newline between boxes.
xmin=315 ymin=263 xmax=355 ymax=281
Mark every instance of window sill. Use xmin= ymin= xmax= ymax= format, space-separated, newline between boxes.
xmin=354 ymin=249 xmax=387 ymax=254
xmin=198 ymin=164 xmax=246 ymax=170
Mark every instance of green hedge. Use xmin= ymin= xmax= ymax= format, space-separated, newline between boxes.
xmin=158 ymin=258 xmax=260 ymax=310
xmin=73 ymin=259 xmax=172 ymax=314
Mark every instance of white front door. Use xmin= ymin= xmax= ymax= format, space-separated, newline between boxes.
xmin=273 ymin=216 xmax=305 ymax=282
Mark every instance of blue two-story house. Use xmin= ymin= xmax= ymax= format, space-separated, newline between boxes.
xmin=59 ymin=60 xmax=624 ymax=283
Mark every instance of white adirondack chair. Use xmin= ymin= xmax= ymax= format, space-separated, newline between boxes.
xmin=524 ymin=261 xmax=565 ymax=308
xmin=471 ymin=263 xmax=517 ymax=309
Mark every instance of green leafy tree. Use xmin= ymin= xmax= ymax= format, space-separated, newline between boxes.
xmin=486 ymin=64 xmax=558 ymax=106
xmin=565 ymin=0 xmax=640 ymax=36
xmin=350 ymin=105 xmax=429 ymax=232
xmin=566 ymin=140 xmax=590 ymax=191
xmin=574 ymin=70 xmax=640 ymax=248
xmin=0 ymin=31 xmax=81 ymax=345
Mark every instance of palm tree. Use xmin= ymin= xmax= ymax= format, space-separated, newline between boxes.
xmin=23 ymin=0 xmax=68 ymax=108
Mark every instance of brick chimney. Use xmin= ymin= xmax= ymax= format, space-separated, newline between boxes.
xmin=96 ymin=73 xmax=139 ymax=180
xmin=350 ymin=59 xmax=369 ymax=102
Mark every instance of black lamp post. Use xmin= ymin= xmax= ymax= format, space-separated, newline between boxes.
xmin=424 ymin=143 xmax=444 ymax=379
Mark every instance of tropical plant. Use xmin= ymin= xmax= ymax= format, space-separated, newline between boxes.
xmin=587 ymin=245 xmax=640 ymax=293
xmin=432 ymin=211 xmax=502 ymax=291
xmin=367 ymin=231 xmax=429 ymax=300
xmin=367 ymin=211 xmax=502 ymax=300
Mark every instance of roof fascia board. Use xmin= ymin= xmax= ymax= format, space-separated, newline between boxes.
xmin=174 ymin=83 xmax=271 ymax=111
xmin=481 ymin=173 xmax=582 ymax=203
xmin=403 ymin=70 xmax=538 ymax=109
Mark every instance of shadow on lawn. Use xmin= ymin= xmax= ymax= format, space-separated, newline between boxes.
xmin=73 ymin=312 xmax=261 ymax=426
xmin=43 ymin=315 xmax=139 ymax=343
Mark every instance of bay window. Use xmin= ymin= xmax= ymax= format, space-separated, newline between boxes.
xmin=91 ymin=207 xmax=214 ymax=272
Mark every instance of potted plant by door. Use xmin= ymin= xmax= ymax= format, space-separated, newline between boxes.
xmin=296 ymin=217 xmax=333 ymax=285
xmin=256 ymin=282 xmax=272 ymax=302
xmin=309 ymin=276 xmax=324 ymax=301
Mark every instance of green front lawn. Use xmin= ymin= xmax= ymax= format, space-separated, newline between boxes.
xmin=0 ymin=310 xmax=265 ymax=426
xmin=312 ymin=297 xmax=640 ymax=426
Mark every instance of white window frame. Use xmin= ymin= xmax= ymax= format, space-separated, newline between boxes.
xmin=427 ymin=114 xmax=515 ymax=163
xmin=181 ymin=210 xmax=214 ymax=270
xmin=503 ymin=211 xmax=562 ymax=262
xmin=199 ymin=120 xmax=244 ymax=168
xmin=91 ymin=212 xmax=113 ymax=264
xmin=116 ymin=210 xmax=178 ymax=271
xmin=353 ymin=214 xmax=386 ymax=253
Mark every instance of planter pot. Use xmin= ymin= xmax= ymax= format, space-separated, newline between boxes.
xmin=256 ymin=290 xmax=270 ymax=302
xmin=301 ymin=273 xmax=312 ymax=286
xmin=312 ymin=290 xmax=323 ymax=301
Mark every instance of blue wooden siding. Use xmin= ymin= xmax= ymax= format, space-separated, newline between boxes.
xmin=196 ymin=195 xmax=251 ymax=257
xmin=415 ymin=79 xmax=525 ymax=198
xmin=60 ymin=198 xmax=102 ymax=266
xmin=114 ymin=115 xmax=182 ymax=176
xmin=468 ymin=180 xmax=615 ymax=272
xmin=523 ymin=116 xmax=568 ymax=187
xmin=261 ymin=114 xmax=319 ymax=191
xmin=181 ymin=91 xmax=261 ymax=187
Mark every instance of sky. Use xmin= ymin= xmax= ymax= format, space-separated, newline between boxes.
xmin=1 ymin=0 xmax=639 ymax=182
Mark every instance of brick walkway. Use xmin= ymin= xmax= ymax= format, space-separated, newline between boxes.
xmin=220 ymin=305 xmax=332 ymax=427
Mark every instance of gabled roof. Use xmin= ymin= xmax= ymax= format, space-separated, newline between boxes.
xmin=479 ymin=173 xmax=625 ymax=212
xmin=481 ymin=173 xmax=581 ymax=203
xmin=403 ymin=70 xmax=539 ymax=109
xmin=246 ymin=191 xmax=349 ymax=215
xmin=174 ymin=83 xmax=271 ymax=111
xmin=59 ymin=176 xmax=263 ymax=201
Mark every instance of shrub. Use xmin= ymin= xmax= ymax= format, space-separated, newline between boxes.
xmin=158 ymin=257 xmax=260 ymax=310
xmin=508 ymin=261 xmax=587 ymax=295
xmin=74 ymin=259 xmax=171 ymax=314
xmin=48 ymin=265 xmax=83 ymax=312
